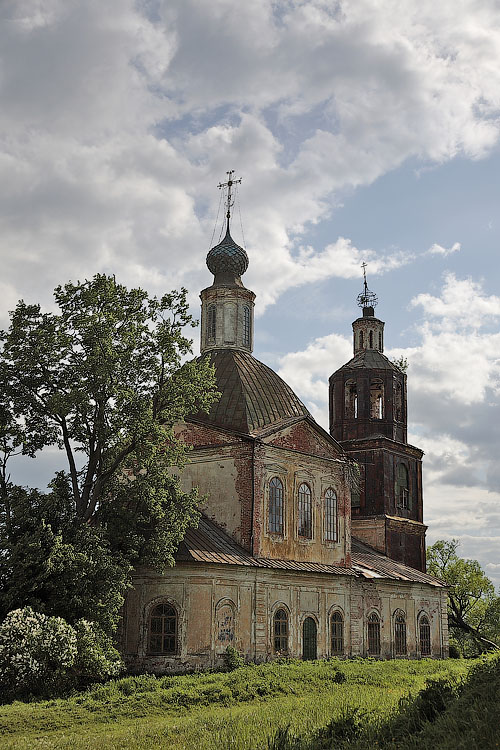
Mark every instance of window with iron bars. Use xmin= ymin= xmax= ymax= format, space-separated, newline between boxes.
xmin=269 ymin=477 xmax=284 ymax=534
xmin=298 ymin=483 xmax=312 ymax=538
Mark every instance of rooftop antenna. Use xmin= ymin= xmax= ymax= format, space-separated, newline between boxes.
xmin=357 ymin=262 xmax=378 ymax=309
xmin=218 ymin=170 xmax=242 ymax=234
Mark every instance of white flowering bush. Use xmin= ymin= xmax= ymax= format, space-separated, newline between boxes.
xmin=0 ymin=607 xmax=77 ymax=700
xmin=0 ymin=608 xmax=123 ymax=701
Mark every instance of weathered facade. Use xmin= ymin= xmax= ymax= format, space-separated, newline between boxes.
xmin=122 ymin=205 xmax=448 ymax=672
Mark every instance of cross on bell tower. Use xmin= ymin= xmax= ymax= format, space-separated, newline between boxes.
xmin=218 ymin=170 xmax=242 ymax=234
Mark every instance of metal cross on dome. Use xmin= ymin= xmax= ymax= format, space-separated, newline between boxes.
xmin=218 ymin=170 xmax=242 ymax=232
xmin=357 ymin=261 xmax=378 ymax=309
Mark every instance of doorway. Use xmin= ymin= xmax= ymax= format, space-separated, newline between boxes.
xmin=302 ymin=617 xmax=317 ymax=660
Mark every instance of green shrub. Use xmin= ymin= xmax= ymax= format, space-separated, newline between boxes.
xmin=73 ymin=620 xmax=123 ymax=686
xmin=222 ymin=645 xmax=245 ymax=671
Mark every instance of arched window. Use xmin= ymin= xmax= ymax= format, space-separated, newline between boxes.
xmin=369 ymin=330 xmax=373 ymax=348
xmin=395 ymin=381 xmax=403 ymax=422
xmin=394 ymin=611 xmax=407 ymax=655
xmin=378 ymin=331 xmax=382 ymax=350
xmin=331 ymin=611 xmax=344 ymax=655
xmin=207 ymin=304 xmax=216 ymax=341
xmin=359 ymin=330 xmax=364 ymax=348
xmin=149 ymin=603 xmax=178 ymax=654
xmin=345 ymin=381 xmax=358 ymax=418
xmin=269 ymin=477 xmax=284 ymax=535
xmin=298 ymin=483 xmax=312 ymax=538
xmin=324 ymin=488 xmax=337 ymax=542
xmin=273 ymin=608 xmax=289 ymax=654
xmin=419 ymin=615 xmax=431 ymax=656
xmin=368 ymin=612 xmax=381 ymax=655
xmin=243 ymin=306 xmax=251 ymax=347
xmin=370 ymin=380 xmax=384 ymax=419
xmin=396 ymin=464 xmax=409 ymax=509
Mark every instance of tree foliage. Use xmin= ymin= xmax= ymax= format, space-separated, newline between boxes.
xmin=427 ymin=539 xmax=500 ymax=654
xmin=0 ymin=275 xmax=218 ymax=632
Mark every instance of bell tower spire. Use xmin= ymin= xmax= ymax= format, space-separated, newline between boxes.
xmin=352 ymin=263 xmax=384 ymax=355
xmin=200 ymin=170 xmax=255 ymax=355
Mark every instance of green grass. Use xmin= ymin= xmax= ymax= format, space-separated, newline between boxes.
xmin=0 ymin=658 xmax=472 ymax=749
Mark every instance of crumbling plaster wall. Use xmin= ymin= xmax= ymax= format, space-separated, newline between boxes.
xmin=123 ymin=563 xmax=448 ymax=673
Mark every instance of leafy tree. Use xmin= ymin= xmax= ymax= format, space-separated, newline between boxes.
xmin=0 ymin=275 xmax=218 ymax=631
xmin=427 ymin=539 xmax=500 ymax=654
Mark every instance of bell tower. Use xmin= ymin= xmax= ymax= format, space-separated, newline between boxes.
xmin=200 ymin=171 xmax=255 ymax=355
xmin=329 ymin=268 xmax=427 ymax=571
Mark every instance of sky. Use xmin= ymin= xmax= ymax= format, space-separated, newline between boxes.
xmin=1 ymin=0 xmax=500 ymax=588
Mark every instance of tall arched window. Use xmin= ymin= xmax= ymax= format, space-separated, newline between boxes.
xmin=378 ymin=332 xmax=382 ymax=350
xmin=369 ymin=330 xmax=373 ymax=348
xmin=419 ymin=614 xmax=431 ymax=656
xmin=273 ymin=608 xmax=289 ymax=654
xmin=370 ymin=380 xmax=384 ymax=419
xmin=298 ymin=483 xmax=312 ymax=538
xmin=324 ymin=488 xmax=337 ymax=542
xmin=331 ymin=611 xmax=344 ymax=655
xmin=269 ymin=477 xmax=284 ymax=535
xmin=359 ymin=330 xmax=364 ymax=348
xmin=149 ymin=603 xmax=178 ymax=654
xmin=396 ymin=464 xmax=409 ymax=509
xmin=207 ymin=304 xmax=216 ymax=341
xmin=395 ymin=381 xmax=403 ymax=421
xmin=345 ymin=381 xmax=358 ymax=418
xmin=394 ymin=611 xmax=407 ymax=655
xmin=368 ymin=612 xmax=381 ymax=655
xmin=243 ymin=306 xmax=251 ymax=347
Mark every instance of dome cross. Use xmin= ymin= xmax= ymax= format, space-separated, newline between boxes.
xmin=218 ymin=170 xmax=242 ymax=233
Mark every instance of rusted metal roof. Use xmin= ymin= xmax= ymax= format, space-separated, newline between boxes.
xmin=351 ymin=537 xmax=445 ymax=587
xmin=337 ymin=349 xmax=401 ymax=372
xmin=176 ymin=516 xmax=443 ymax=586
xmin=192 ymin=349 xmax=310 ymax=435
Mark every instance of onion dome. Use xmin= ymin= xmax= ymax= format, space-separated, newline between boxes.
xmin=207 ymin=228 xmax=249 ymax=280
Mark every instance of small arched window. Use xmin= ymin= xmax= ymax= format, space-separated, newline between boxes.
xmin=369 ymin=330 xmax=373 ymax=348
xmin=368 ymin=612 xmax=381 ymax=655
xmin=324 ymin=488 xmax=337 ymax=542
xmin=273 ymin=608 xmax=289 ymax=654
xmin=397 ymin=464 xmax=409 ymax=509
xmin=207 ymin=304 xmax=216 ymax=341
xmin=298 ymin=483 xmax=312 ymax=538
xmin=359 ymin=330 xmax=364 ymax=348
xmin=378 ymin=332 xmax=382 ymax=350
xmin=243 ymin=306 xmax=251 ymax=347
xmin=269 ymin=477 xmax=284 ymax=535
xmin=149 ymin=603 xmax=178 ymax=654
xmin=331 ymin=611 xmax=344 ymax=655
xmin=419 ymin=615 xmax=431 ymax=656
xmin=395 ymin=611 xmax=407 ymax=655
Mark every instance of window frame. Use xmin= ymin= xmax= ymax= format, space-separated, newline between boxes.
xmin=394 ymin=610 xmax=407 ymax=656
xmin=330 ymin=611 xmax=344 ymax=655
xmin=298 ymin=482 xmax=312 ymax=539
xmin=368 ymin=611 xmax=381 ymax=656
xmin=324 ymin=487 xmax=338 ymax=542
xmin=268 ymin=476 xmax=284 ymax=535
xmin=148 ymin=602 xmax=178 ymax=655
xmin=243 ymin=305 xmax=251 ymax=347
xmin=273 ymin=608 xmax=289 ymax=655
xmin=207 ymin=304 xmax=216 ymax=342
xmin=419 ymin=614 xmax=431 ymax=656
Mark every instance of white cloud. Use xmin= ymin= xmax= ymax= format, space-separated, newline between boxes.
xmin=427 ymin=242 xmax=461 ymax=256
xmin=2 ymin=1 xmax=500 ymax=323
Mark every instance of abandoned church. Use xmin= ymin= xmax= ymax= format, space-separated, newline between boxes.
xmin=121 ymin=178 xmax=449 ymax=670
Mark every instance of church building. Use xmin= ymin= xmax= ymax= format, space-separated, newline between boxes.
xmin=121 ymin=177 xmax=448 ymax=671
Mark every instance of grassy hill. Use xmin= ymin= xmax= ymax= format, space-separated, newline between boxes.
xmin=0 ymin=657 xmax=485 ymax=749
